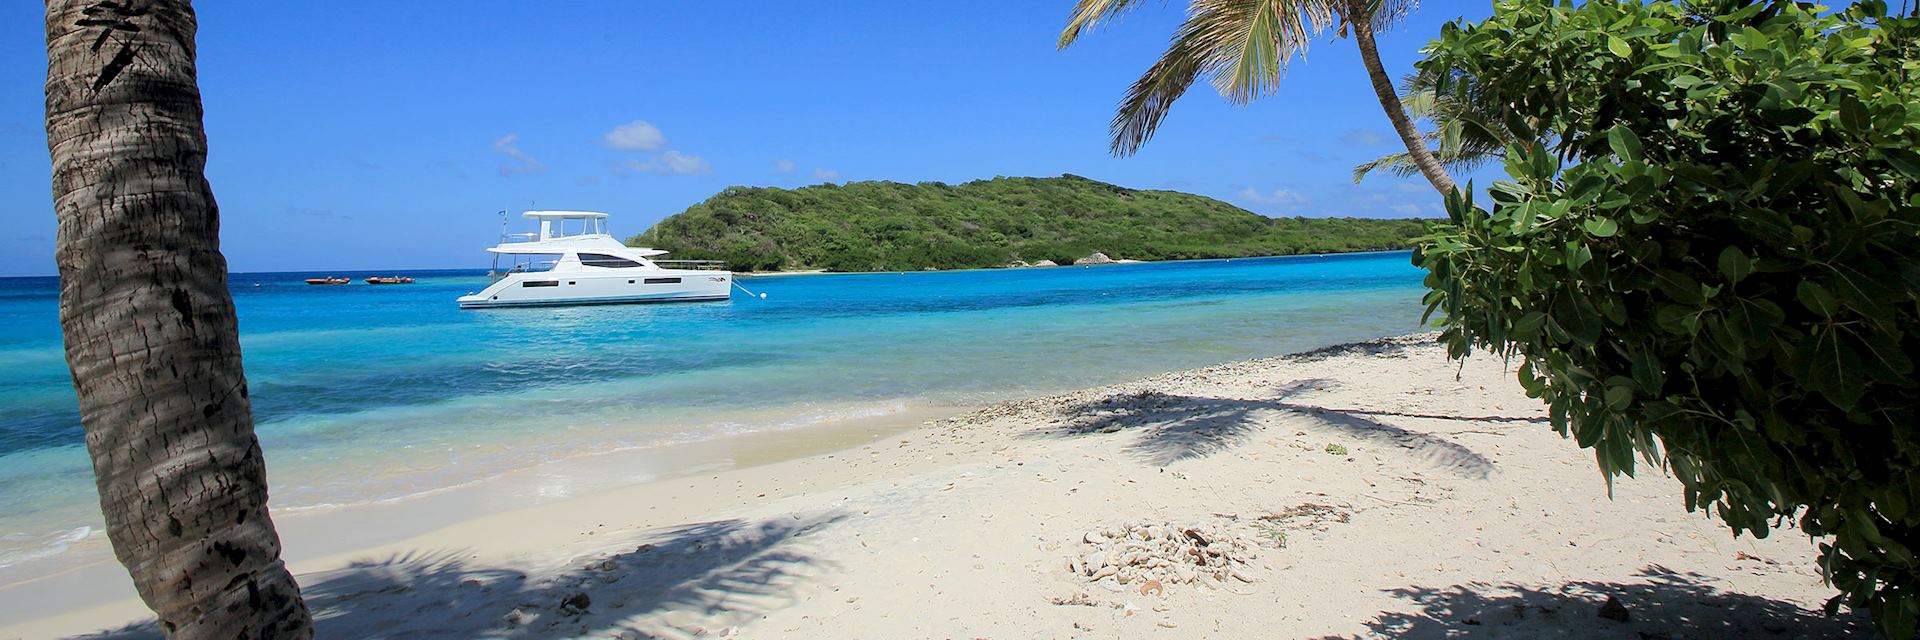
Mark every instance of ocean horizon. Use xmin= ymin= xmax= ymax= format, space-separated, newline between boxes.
xmin=0 ymin=251 xmax=1429 ymax=574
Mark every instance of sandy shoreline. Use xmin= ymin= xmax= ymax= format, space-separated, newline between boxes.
xmin=1 ymin=334 xmax=1866 ymax=639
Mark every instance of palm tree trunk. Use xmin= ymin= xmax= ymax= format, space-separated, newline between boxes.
xmin=45 ymin=1 xmax=313 ymax=638
xmin=1346 ymin=6 xmax=1458 ymax=196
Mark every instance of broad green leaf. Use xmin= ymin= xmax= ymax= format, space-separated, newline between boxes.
xmin=1605 ymin=383 xmax=1634 ymax=409
xmin=1513 ymin=310 xmax=1546 ymax=336
xmin=1717 ymin=247 xmax=1752 ymax=283
xmin=1797 ymin=281 xmax=1839 ymax=317
xmin=1838 ymin=95 xmax=1871 ymax=133
xmin=1608 ymin=125 xmax=1645 ymax=162
xmin=1607 ymin=34 xmax=1632 ymax=57
xmin=1631 ymin=353 xmax=1664 ymax=393
xmin=1583 ymin=217 xmax=1620 ymax=237
xmin=1654 ymin=269 xmax=1707 ymax=305
xmin=1887 ymin=149 xmax=1920 ymax=178
xmin=1796 ymin=327 xmax=1864 ymax=410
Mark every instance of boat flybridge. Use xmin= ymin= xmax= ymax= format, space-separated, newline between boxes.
xmin=457 ymin=211 xmax=731 ymax=309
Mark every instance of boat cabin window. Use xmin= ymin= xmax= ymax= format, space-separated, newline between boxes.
xmin=644 ymin=277 xmax=681 ymax=284
xmin=547 ymin=217 xmax=605 ymax=239
xmin=578 ymin=253 xmax=643 ymax=268
xmin=522 ymin=280 xmax=560 ymax=288
xmin=504 ymin=254 xmax=561 ymax=273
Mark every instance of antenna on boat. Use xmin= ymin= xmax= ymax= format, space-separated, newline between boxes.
xmin=488 ymin=209 xmax=507 ymax=277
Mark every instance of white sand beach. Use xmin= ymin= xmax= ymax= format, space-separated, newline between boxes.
xmin=2 ymin=334 xmax=1864 ymax=639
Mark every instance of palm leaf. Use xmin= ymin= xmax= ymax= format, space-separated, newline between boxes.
xmin=1207 ymin=0 xmax=1330 ymax=104
xmin=1354 ymin=67 xmax=1521 ymax=182
xmin=1064 ymin=0 xmax=1441 ymax=158
xmin=1059 ymin=0 xmax=1155 ymax=49
xmin=1106 ymin=0 xmax=1337 ymax=155
xmin=1108 ymin=14 xmax=1213 ymax=155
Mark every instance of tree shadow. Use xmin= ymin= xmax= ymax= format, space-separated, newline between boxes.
xmin=1024 ymin=379 xmax=1493 ymax=477
xmin=1313 ymin=565 xmax=1869 ymax=639
xmin=70 ymin=512 xmax=844 ymax=639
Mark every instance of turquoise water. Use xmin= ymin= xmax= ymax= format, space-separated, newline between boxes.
xmin=0 ymin=251 xmax=1427 ymax=567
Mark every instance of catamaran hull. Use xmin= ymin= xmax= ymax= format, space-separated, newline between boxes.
xmin=457 ymin=270 xmax=732 ymax=309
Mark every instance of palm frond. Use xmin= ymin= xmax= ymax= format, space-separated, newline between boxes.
xmin=1110 ymin=15 xmax=1213 ymax=155
xmin=1354 ymin=65 xmax=1522 ymax=183
xmin=1059 ymin=0 xmax=1156 ymax=49
xmin=1352 ymin=146 xmax=1502 ymax=182
xmin=1204 ymin=0 xmax=1333 ymax=104
xmin=1074 ymin=0 xmax=1431 ymax=156
xmin=1110 ymin=0 xmax=1339 ymax=154
xmin=1364 ymin=0 xmax=1418 ymax=31
xmin=1352 ymin=153 xmax=1420 ymax=182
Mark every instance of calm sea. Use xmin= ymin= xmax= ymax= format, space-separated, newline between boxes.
xmin=0 ymin=251 xmax=1428 ymax=568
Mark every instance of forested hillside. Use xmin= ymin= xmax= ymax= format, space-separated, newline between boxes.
xmin=630 ymin=175 xmax=1428 ymax=272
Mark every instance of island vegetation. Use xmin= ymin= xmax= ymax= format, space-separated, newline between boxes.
xmin=628 ymin=175 xmax=1429 ymax=272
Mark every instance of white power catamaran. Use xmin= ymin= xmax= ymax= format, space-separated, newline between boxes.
xmin=457 ymin=210 xmax=732 ymax=309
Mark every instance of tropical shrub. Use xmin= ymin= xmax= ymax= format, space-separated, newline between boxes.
xmin=1412 ymin=0 xmax=1920 ymax=634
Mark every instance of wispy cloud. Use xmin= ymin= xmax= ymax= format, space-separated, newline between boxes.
xmin=774 ymin=159 xmax=797 ymax=174
xmin=1236 ymin=187 xmax=1310 ymax=210
xmin=604 ymin=120 xmax=667 ymax=150
xmin=1340 ymin=129 xmax=1389 ymax=145
xmin=810 ymin=167 xmax=840 ymax=181
xmin=625 ymin=150 xmax=713 ymax=176
xmin=492 ymin=133 xmax=545 ymax=176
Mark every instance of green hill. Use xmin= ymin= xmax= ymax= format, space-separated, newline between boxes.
xmin=628 ymin=174 xmax=1430 ymax=272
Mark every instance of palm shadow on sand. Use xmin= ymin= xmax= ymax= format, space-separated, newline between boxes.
xmin=1312 ymin=565 xmax=1868 ymax=639
xmin=74 ymin=512 xmax=844 ymax=640
xmin=1026 ymin=377 xmax=1500 ymax=477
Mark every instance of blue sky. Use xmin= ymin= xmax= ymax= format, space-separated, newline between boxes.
xmin=0 ymin=1 xmax=1498 ymax=276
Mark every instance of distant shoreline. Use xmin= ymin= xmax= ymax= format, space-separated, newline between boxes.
xmin=733 ymin=248 xmax=1414 ymax=277
xmin=0 ymin=249 xmax=1419 ymax=281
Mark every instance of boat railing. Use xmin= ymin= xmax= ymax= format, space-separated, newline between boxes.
xmin=651 ymin=259 xmax=730 ymax=270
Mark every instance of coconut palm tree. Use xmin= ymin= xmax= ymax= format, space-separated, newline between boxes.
xmin=1059 ymin=0 xmax=1458 ymax=195
xmin=45 ymin=1 xmax=313 ymax=637
xmin=1351 ymin=70 xmax=1516 ymax=183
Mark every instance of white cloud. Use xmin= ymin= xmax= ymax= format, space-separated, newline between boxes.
xmin=774 ymin=159 xmax=797 ymax=174
xmin=1389 ymin=203 xmax=1423 ymax=215
xmin=492 ymin=133 xmax=545 ymax=175
xmin=1236 ymin=187 xmax=1310 ymax=209
xmin=810 ymin=167 xmax=840 ymax=181
xmin=625 ymin=150 xmax=712 ymax=176
xmin=604 ymin=120 xmax=666 ymax=150
xmin=1340 ymin=129 xmax=1389 ymax=146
